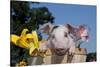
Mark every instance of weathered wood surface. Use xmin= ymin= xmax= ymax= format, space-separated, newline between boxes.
xmin=28 ymin=48 xmax=87 ymax=65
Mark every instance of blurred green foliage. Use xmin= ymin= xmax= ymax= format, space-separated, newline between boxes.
xmin=86 ymin=52 xmax=96 ymax=62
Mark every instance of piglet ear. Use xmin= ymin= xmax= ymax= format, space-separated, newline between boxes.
xmin=66 ymin=24 xmax=74 ymax=33
xmin=77 ymin=25 xmax=89 ymax=42
xmin=78 ymin=25 xmax=85 ymax=30
xmin=39 ymin=23 xmax=53 ymax=34
xmin=77 ymin=25 xmax=86 ymax=35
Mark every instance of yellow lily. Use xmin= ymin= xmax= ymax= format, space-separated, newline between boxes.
xmin=11 ymin=29 xmax=39 ymax=56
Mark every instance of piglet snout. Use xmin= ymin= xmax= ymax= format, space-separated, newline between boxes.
xmin=55 ymin=48 xmax=65 ymax=51
xmin=55 ymin=48 xmax=67 ymax=56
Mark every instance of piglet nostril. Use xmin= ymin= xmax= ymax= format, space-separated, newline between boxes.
xmin=56 ymin=49 xmax=60 ymax=51
xmin=56 ymin=48 xmax=64 ymax=51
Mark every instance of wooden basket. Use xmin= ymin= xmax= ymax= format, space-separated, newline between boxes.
xmin=28 ymin=48 xmax=87 ymax=65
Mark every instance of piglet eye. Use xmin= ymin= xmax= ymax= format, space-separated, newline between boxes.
xmin=64 ymin=32 xmax=68 ymax=37
xmin=52 ymin=35 xmax=55 ymax=39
